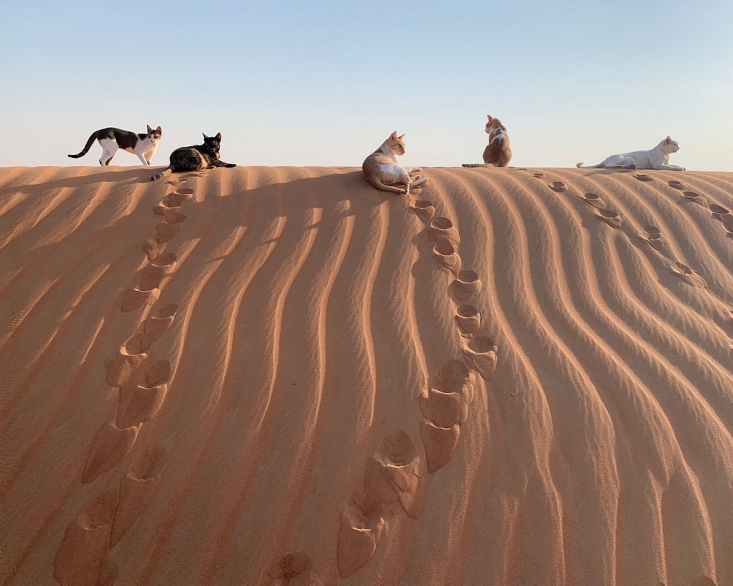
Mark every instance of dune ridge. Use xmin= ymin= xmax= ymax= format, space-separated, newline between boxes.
xmin=1 ymin=165 xmax=732 ymax=586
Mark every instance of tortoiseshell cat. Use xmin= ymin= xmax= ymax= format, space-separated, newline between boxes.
xmin=68 ymin=125 xmax=162 ymax=166
xmin=151 ymin=132 xmax=236 ymax=181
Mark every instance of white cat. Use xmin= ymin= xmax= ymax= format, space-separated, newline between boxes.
xmin=576 ymin=136 xmax=685 ymax=171
xmin=362 ymin=131 xmax=427 ymax=196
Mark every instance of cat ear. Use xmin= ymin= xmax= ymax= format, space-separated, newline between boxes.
xmin=215 ymin=133 xmax=222 ymax=140
xmin=666 ymin=136 xmax=672 ymax=143
xmin=398 ymin=134 xmax=405 ymax=139
xmin=390 ymin=131 xmax=398 ymax=140
xmin=156 ymin=126 xmax=162 ymax=135
xmin=147 ymin=124 xmax=153 ymax=133
xmin=203 ymin=133 xmax=209 ymax=140
xmin=487 ymin=115 xmax=493 ymax=122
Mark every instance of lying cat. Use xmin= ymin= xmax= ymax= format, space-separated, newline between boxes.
xmin=69 ymin=125 xmax=162 ymax=166
xmin=151 ymin=133 xmax=236 ymax=181
xmin=577 ymin=136 xmax=685 ymax=170
xmin=462 ymin=115 xmax=512 ymax=168
xmin=362 ymin=131 xmax=427 ymax=196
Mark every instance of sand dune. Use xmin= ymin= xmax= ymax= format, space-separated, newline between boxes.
xmin=1 ymin=164 xmax=732 ymax=586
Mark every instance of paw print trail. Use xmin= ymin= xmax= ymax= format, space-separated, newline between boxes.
xmin=52 ymin=184 xmax=194 ymax=584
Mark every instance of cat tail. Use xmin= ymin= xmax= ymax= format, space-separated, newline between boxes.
xmin=68 ymin=131 xmax=100 ymax=158
xmin=150 ymin=167 xmax=173 ymax=181
xmin=576 ymin=162 xmax=602 ymax=168
xmin=462 ymin=163 xmax=489 ymax=168
xmin=371 ymin=178 xmax=407 ymax=195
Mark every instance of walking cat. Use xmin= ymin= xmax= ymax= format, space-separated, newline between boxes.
xmin=577 ymin=136 xmax=685 ymax=170
xmin=68 ymin=125 xmax=162 ymax=166
xmin=362 ymin=131 xmax=427 ymax=196
xmin=150 ymin=132 xmax=236 ymax=181
xmin=462 ymin=115 xmax=512 ymax=168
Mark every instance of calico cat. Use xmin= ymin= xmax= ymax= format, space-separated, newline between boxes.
xmin=68 ymin=125 xmax=162 ymax=166
xmin=462 ymin=115 xmax=512 ymax=168
xmin=577 ymin=136 xmax=685 ymax=170
xmin=362 ymin=131 xmax=427 ymax=196
xmin=150 ymin=132 xmax=236 ymax=181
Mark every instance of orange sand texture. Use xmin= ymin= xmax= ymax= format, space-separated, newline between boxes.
xmin=1 ymin=165 xmax=733 ymax=586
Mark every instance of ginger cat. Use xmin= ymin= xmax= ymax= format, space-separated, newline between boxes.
xmin=362 ymin=131 xmax=427 ymax=196
xmin=463 ymin=115 xmax=512 ymax=168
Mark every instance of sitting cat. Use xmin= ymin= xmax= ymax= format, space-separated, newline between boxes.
xmin=362 ymin=131 xmax=427 ymax=196
xmin=576 ymin=136 xmax=685 ymax=170
xmin=462 ymin=115 xmax=512 ymax=168
xmin=151 ymin=132 xmax=236 ymax=181
xmin=68 ymin=125 xmax=162 ymax=166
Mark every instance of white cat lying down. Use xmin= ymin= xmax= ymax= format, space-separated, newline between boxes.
xmin=577 ymin=136 xmax=685 ymax=171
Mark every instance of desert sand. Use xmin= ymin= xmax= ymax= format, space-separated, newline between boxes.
xmin=1 ymin=164 xmax=732 ymax=586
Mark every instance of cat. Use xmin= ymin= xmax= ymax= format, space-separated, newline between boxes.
xmin=68 ymin=125 xmax=162 ymax=166
xmin=362 ymin=131 xmax=427 ymax=196
xmin=462 ymin=115 xmax=512 ymax=168
xmin=150 ymin=132 xmax=236 ymax=181
xmin=576 ymin=136 xmax=685 ymax=170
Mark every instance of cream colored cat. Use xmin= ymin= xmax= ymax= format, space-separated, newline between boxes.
xmin=577 ymin=136 xmax=685 ymax=170
xmin=362 ymin=131 xmax=427 ymax=195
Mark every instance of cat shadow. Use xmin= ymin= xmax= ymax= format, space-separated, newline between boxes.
xmin=577 ymin=169 xmax=636 ymax=178
xmin=181 ymin=171 xmax=385 ymax=248
xmin=0 ymin=167 xmax=154 ymax=196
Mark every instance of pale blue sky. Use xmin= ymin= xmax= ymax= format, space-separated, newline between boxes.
xmin=2 ymin=1 xmax=732 ymax=170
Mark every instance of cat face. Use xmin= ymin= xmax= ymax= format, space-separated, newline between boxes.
xmin=146 ymin=125 xmax=163 ymax=143
xmin=202 ymin=132 xmax=223 ymax=159
xmin=485 ymin=116 xmax=503 ymax=135
xmin=388 ymin=131 xmax=406 ymax=156
xmin=663 ymin=136 xmax=680 ymax=153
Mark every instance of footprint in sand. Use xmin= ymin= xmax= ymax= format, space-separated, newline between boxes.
xmin=594 ymin=208 xmax=623 ymax=229
xmin=106 ymin=333 xmax=148 ymax=387
xmin=634 ymin=173 xmax=654 ymax=182
xmin=432 ymin=239 xmax=462 ymax=274
xmin=683 ymin=191 xmax=709 ymax=207
xmin=671 ymin=261 xmax=708 ymax=288
xmin=709 ymin=203 xmax=730 ymax=221
xmin=640 ymin=225 xmax=666 ymax=251
xmin=337 ymin=498 xmax=385 ymax=579
xmin=455 ymin=304 xmax=482 ymax=335
xmin=410 ymin=200 xmax=435 ymax=223
xmin=364 ymin=432 xmax=427 ymax=520
xmin=419 ymin=380 xmax=471 ymax=429
xmin=261 ymin=553 xmax=320 ymax=586
xmin=110 ymin=445 xmax=167 ymax=547
xmin=688 ymin=577 xmax=717 ymax=586
xmin=452 ymin=269 xmax=482 ymax=302
xmin=463 ymin=335 xmax=498 ymax=381
xmin=53 ymin=489 xmax=118 ymax=586
xmin=668 ymin=180 xmax=685 ymax=190
xmin=140 ymin=303 xmax=178 ymax=350
xmin=116 ymin=377 xmax=168 ymax=429
xmin=154 ymin=221 xmax=182 ymax=243
xmin=139 ymin=253 xmax=177 ymax=292
xmin=427 ymin=216 xmax=460 ymax=245
xmin=81 ymin=421 xmax=140 ymax=483
xmin=720 ymin=214 xmax=733 ymax=236
xmin=121 ymin=286 xmax=160 ymax=313
xmin=167 ymin=188 xmax=195 ymax=206
xmin=141 ymin=239 xmax=166 ymax=262
xmin=548 ymin=181 xmax=567 ymax=193
xmin=420 ymin=419 xmax=460 ymax=473
xmin=574 ymin=192 xmax=607 ymax=210
xmin=533 ymin=172 xmax=545 ymax=178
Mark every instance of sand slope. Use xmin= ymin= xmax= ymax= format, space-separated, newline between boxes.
xmin=1 ymin=165 xmax=732 ymax=586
